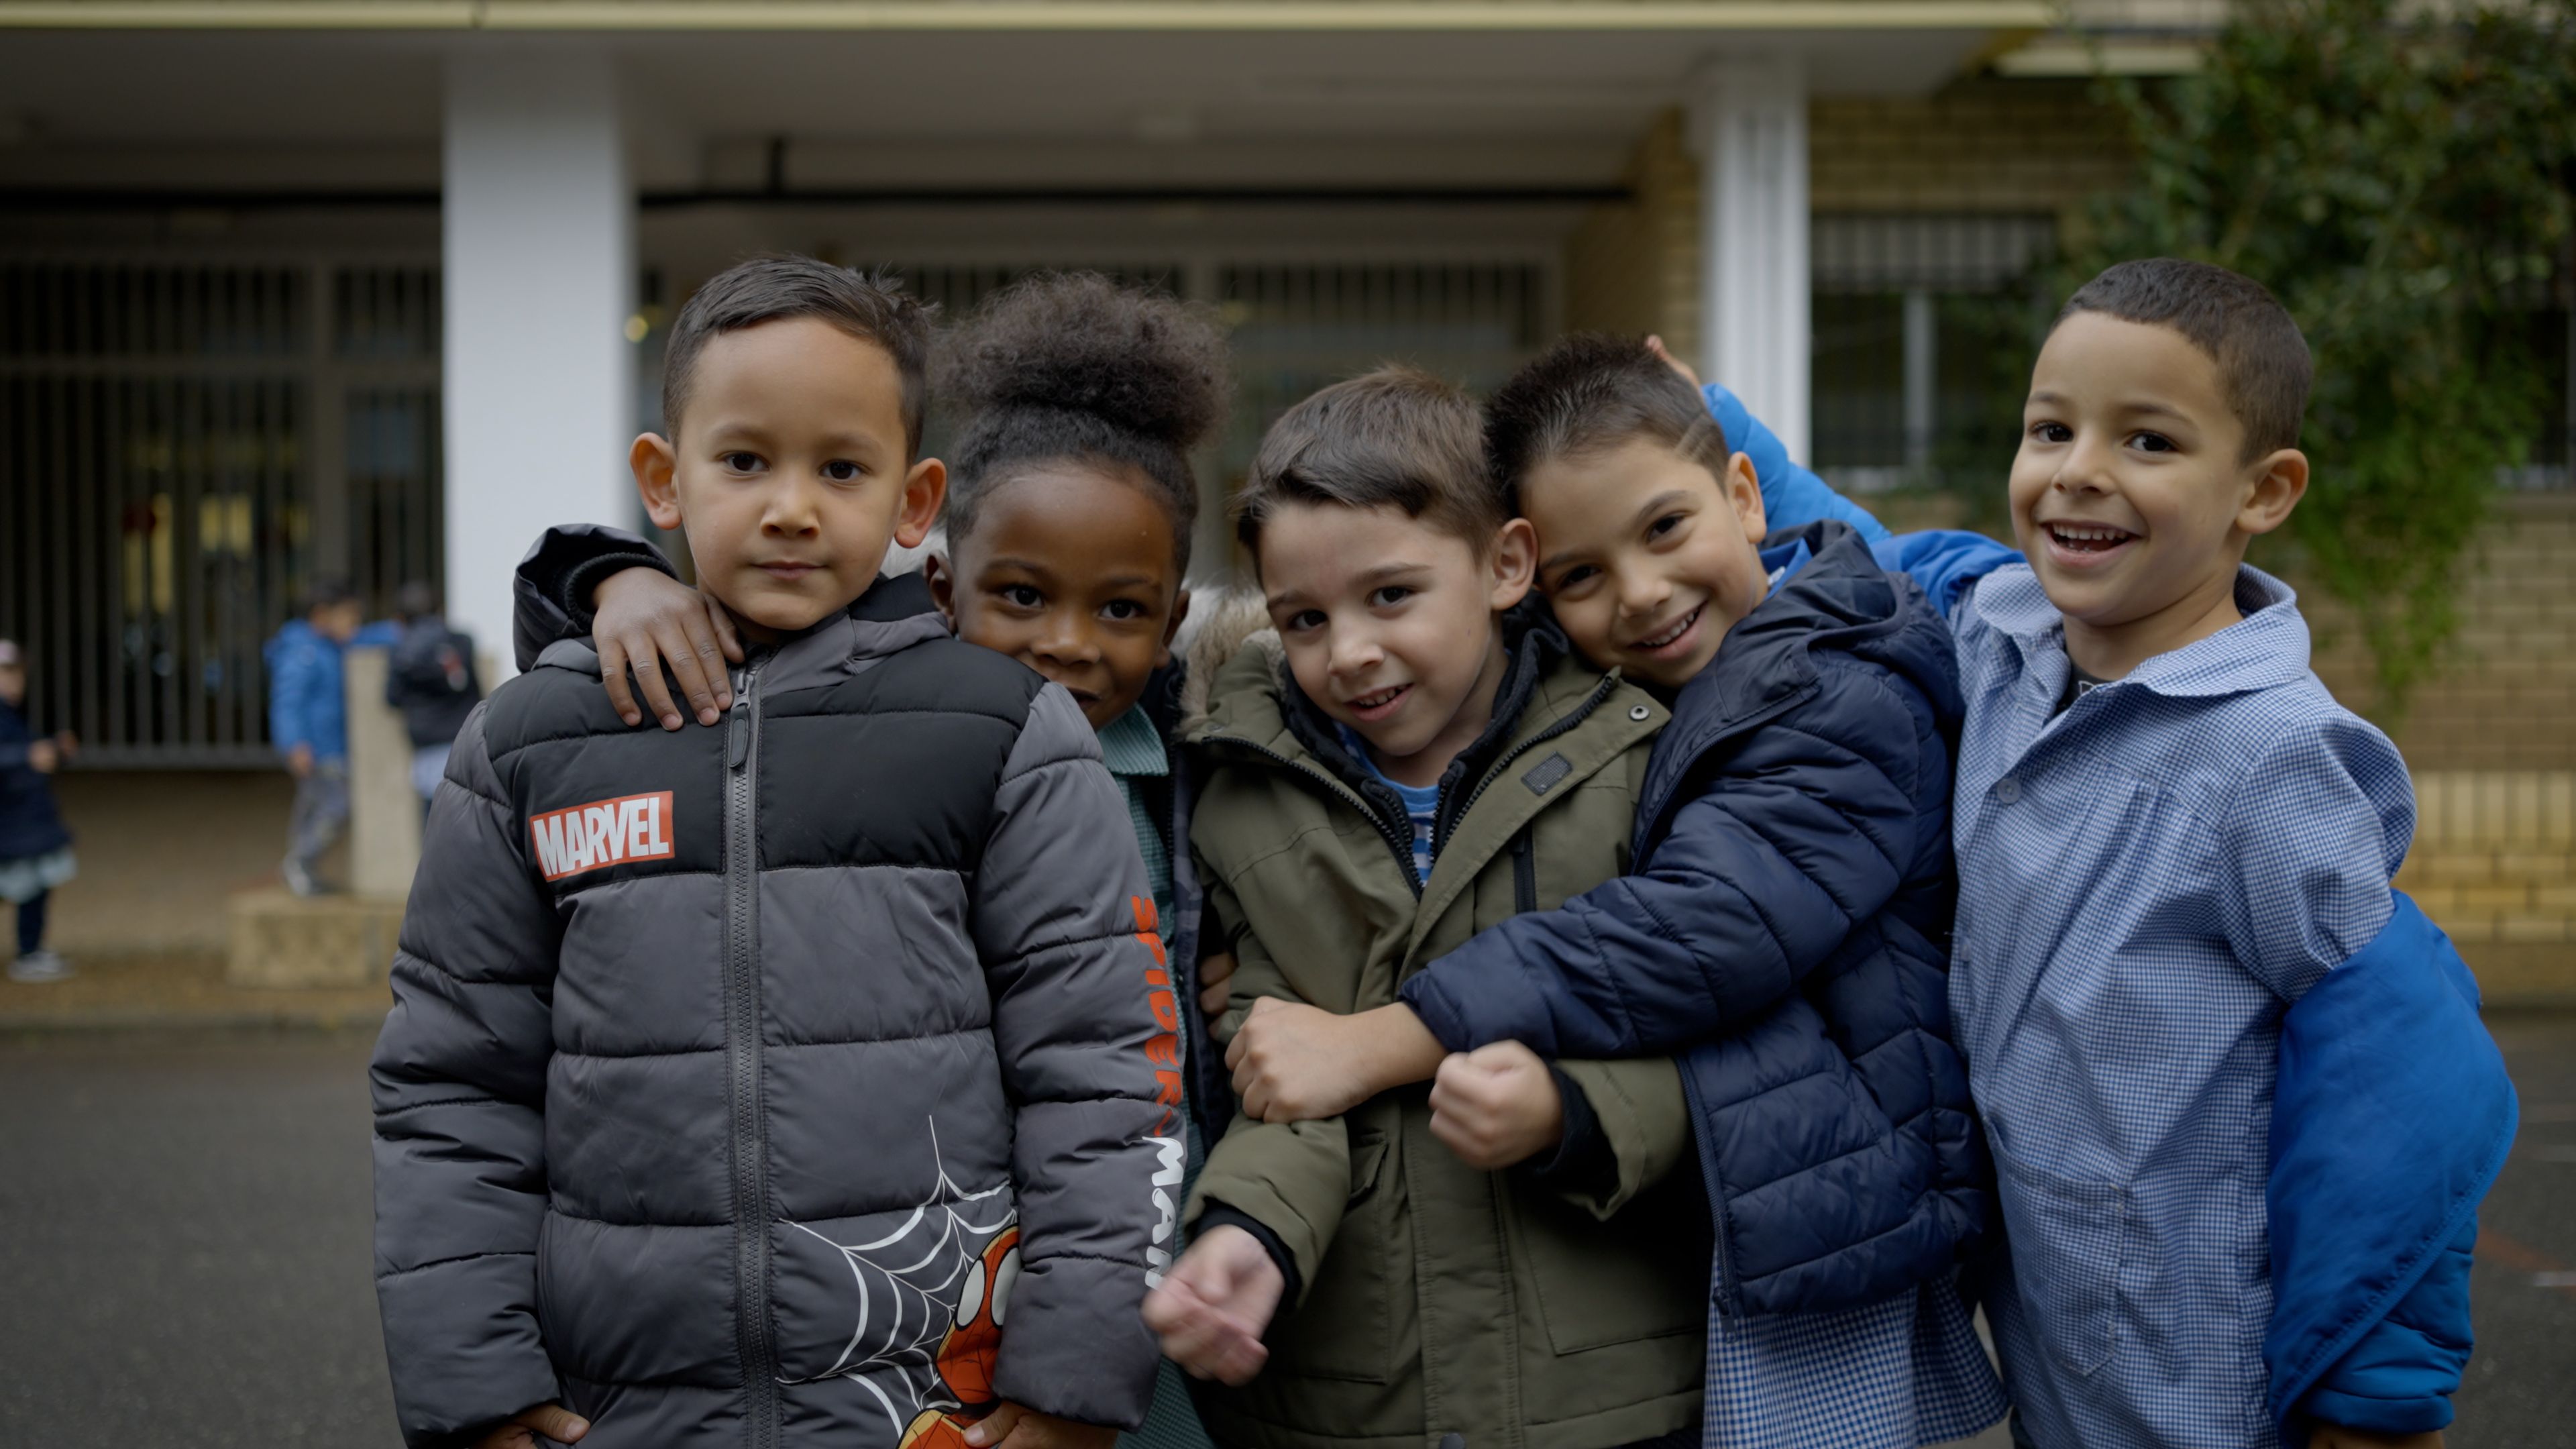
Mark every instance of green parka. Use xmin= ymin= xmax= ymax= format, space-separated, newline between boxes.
xmin=1182 ymin=615 xmax=1709 ymax=1449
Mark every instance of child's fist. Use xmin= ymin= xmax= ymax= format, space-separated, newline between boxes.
xmin=1227 ymin=998 xmax=1375 ymax=1123
xmin=474 ymin=1401 xmax=589 ymax=1448
xmin=1142 ymin=1224 xmax=1283 ymax=1385
xmin=962 ymin=1403 xmax=1116 ymax=1449
xmin=1428 ymin=1041 xmax=1564 ymax=1170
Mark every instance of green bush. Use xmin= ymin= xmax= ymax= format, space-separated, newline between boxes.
xmin=1972 ymin=0 xmax=2576 ymax=715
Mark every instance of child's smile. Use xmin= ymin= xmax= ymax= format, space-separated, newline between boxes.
xmin=2009 ymin=311 xmax=2308 ymax=680
xmin=1524 ymin=436 xmax=1769 ymax=692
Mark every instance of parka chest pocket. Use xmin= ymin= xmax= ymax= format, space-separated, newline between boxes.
xmin=1271 ymin=1128 xmax=1400 ymax=1383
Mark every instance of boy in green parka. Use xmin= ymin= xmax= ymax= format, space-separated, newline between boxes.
xmin=1144 ymin=368 xmax=1708 ymax=1449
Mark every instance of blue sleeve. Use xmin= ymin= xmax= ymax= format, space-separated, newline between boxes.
xmin=268 ymin=643 xmax=319 ymax=755
xmin=354 ymin=620 xmax=404 ymax=649
xmin=1399 ymin=661 xmax=1929 ymax=1057
xmin=1870 ymin=531 xmax=2023 ymax=625
xmin=2296 ymin=1214 xmax=2473 ymax=1438
xmin=1703 ymin=384 xmax=1888 ymax=541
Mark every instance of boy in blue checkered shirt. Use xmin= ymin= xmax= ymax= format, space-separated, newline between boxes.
xmin=1760 ymin=259 xmax=2516 ymax=1449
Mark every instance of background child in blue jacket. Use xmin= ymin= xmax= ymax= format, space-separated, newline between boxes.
xmin=263 ymin=579 xmax=397 ymax=896
xmin=1756 ymin=259 xmax=2516 ymax=1449
xmin=0 ymin=637 xmax=78 ymax=983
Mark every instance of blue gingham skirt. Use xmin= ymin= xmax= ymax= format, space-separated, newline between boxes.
xmin=1702 ymin=1276 xmax=2008 ymax=1449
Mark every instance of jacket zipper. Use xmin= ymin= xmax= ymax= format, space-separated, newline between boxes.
xmin=723 ymin=655 xmax=780 ymax=1446
xmin=1509 ymin=828 xmax=1536 ymax=914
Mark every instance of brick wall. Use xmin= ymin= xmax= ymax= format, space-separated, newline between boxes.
xmin=1562 ymin=108 xmax=1701 ymax=354
xmin=1809 ymin=80 xmax=2132 ymax=215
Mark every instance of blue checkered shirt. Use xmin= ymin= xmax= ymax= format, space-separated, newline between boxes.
xmin=1945 ymin=564 xmax=2414 ymax=1449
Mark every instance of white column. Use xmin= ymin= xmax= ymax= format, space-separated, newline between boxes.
xmin=1691 ymin=55 xmax=1812 ymax=463
xmin=443 ymin=48 xmax=635 ymax=680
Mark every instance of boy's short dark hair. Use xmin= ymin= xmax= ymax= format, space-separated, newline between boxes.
xmin=303 ymin=578 xmax=358 ymax=616
xmin=1485 ymin=334 xmax=1731 ymax=513
xmin=2056 ymin=258 xmax=2312 ymax=459
xmin=1232 ymin=366 xmax=1503 ymax=558
xmin=661 ymin=256 xmax=936 ymax=455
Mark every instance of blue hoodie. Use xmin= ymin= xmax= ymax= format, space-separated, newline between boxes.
xmin=265 ymin=616 xmax=399 ymax=763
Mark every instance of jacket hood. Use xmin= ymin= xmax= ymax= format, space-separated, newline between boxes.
xmin=1642 ymin=519 xmax=1965 ymax=822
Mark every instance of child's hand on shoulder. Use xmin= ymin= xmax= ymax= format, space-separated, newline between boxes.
xmin=961 ymin=1403 xmax=1116 ymax=1449
xmin=591 ymin=566 xmax=741 ymax=731
xmin=474 ymin=1401 xmax=588 ymax=1448
xmin=2310 ymin=1428 xmax=2443 ymax=1449
xmin=1428 ymin=1040 xmax=1565 ymax=1170
xmin=1142 ymin=1224 xmax=1284 ymax=1385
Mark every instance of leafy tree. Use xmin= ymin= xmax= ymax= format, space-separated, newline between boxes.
xmin=1982 ymin=0 xmax=2576 ymax=712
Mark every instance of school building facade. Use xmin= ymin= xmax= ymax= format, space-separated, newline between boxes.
xmin=0 ymin=0 xmax=2568 ymax=993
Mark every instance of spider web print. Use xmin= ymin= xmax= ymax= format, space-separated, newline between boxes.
xmin=778 ymin=1117 xmax=1016 ymax=1436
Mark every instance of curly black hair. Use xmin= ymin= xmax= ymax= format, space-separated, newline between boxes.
xmin=934 ymin=272 xmax=1229 ymax=574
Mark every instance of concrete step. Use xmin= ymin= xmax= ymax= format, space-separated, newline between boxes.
xmin=225 ymin=888 xmax=405 ymax=990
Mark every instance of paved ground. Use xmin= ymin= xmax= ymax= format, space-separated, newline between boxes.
xmin=1 ymin=1016 xmax=2570 ymax=1448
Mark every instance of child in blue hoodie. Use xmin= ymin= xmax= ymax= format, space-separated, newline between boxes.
xmin=1747 ymin=260 xmax=2514 ymax=1448
xmin=264 ymin=580 xmax=399 ymax=896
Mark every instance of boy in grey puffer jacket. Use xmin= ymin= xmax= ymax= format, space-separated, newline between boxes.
xmin=370 ymin=258 xmax=1177 ymax=1449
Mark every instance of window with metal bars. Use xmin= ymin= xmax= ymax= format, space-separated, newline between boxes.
xmin=0 ymin=258 xmax=440 ymax=765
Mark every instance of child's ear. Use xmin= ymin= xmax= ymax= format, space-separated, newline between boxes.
xmin=632 ymin=433 xmax=682 ymax=531
xmin=922 ymin=549 xmax=958 ymax=629
xmin=1157 ymin=587 xmax=1192 ymax=670
xmin=895 ymin=456 xmax=949 ymax=549
xmin=1725 ymin=451 xmax=1766 ymax=543
xmin=1487 ymin=517 xmax=1538 ymax=611
xmin=2237 ymin=448 xmax=2308 ymax=538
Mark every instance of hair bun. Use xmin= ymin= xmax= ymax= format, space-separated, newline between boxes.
xmin=936 ymin=272 xmax=1228 ymax=451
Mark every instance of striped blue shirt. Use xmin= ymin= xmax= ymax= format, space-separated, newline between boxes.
xmin=1945 ymin=564 xmax=2414 ymax=1448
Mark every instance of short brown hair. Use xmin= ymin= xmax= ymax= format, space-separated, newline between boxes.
xmin=1485 ymin=333 xmax=1729 ymax=511
xmin=661 ymin=255 xmax=936 ymax=454
xmin=1232 ymin=366 xmax=1503 ymax=559
xmin=2056 ymin=258 xmax=2312 ymax=458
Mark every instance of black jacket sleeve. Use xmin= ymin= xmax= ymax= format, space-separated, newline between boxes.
xmin=511 ymin=525 xmax=678 ymax=672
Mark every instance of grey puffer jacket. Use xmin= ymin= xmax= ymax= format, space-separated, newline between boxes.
xmin=371 ymin=572 xmax=1178 ymax=1449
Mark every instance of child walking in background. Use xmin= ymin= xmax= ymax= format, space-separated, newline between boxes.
xmin=508 ymin=270 xmax=1236 ymax=1449
xmin=264 ymin=579 xmax=397 ymax=896
xmin=0 ymin=639 xmax=78 ymax=984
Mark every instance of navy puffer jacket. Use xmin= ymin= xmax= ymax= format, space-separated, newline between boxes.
xmin=1399 ymin=519 xmax=1991 ymax=1316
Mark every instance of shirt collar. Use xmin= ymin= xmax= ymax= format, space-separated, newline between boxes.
xmin=1972 ymin=561 xmax=2314 ymax=698
xmin=1758 ymin=536 xmax=1814 ymax=597
xmin=1095 ymin=702 xmax=1170 ymax=779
